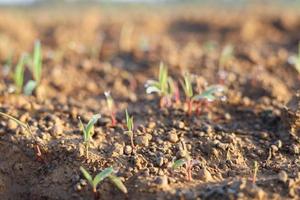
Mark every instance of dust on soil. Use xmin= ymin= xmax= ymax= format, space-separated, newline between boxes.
xmin=1 ymin=4 xmax=300 ymax=200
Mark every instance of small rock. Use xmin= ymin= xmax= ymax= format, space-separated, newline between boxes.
xmin=148 ymin=122 xmax=156 ymax=129
xmin=155 ymin=176 xmax=169 ymax=189
xmin=80 ymin=179 xmax=87 ymax=186
xmin=112 ymin=143 xmax=124 ymax=157
xmin=278 ymin=170 xmax=288 ymax=183
xmin=168 ymin=132 xmax=178 ymax=143
xmin=124 ymin=145 xmax=132 ymax=155
xmin=136 ymin=135 xmax=149 ymax=147
xmin=75 ymin=183 xmax=82 ymax=191
xmin=156 ymin=156 xmax=164 ymax=167
xmin=290 ymin=144 xmax=299 ymax=154
xmin=200 ymin=168 xmax=213 ymax=182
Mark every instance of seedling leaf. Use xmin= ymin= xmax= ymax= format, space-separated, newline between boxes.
xmin=80 ymin=166 xmax=93 ymax=186
xmin=33 ymin=40 xmax=42 ymax=83
xmin=93 ymin=167 xmax=114 ymax=187
xmin=109 ymin=174 xmax=128 ymax=194
xmin=24 ymin=80 xmax=37 ymax=96
xmin=85 ymin=114 xmax=101 ymax=137
xmin=172 ymin=158 xmax=187 ymax=169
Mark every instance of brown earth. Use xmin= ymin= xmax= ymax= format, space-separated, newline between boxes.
xmin=1 ymin=4 xmax=300 ymax=200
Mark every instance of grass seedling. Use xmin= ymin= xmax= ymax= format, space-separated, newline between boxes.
xmin=145 ymin=62 xmax=171 ymax=108
xmin=0 ymin=111 xmax=44 ymax=162
xmin=252 ymin=161 xmax=258 ymax=184
xmin=219 ymin=44 xmax=234 ymax=68
xmin=104 ymin=91 xmax=117 ymax=126
xmin=80 ymin=166 xmax=127 ymax=198
xmin=172 ymin=141 xmax=196 ymax=181
xmin=125 ymin=109 xmax=135 ymax=148
xmin=181 ymin=73 xmax=194 ymax=115
xmin=14 ymin=54 xmax=28 ymax=94
xmin=289 ymin=42 xmax=300 ymax=74
xmin=79 ymin=114 xmax=101 ymax=158
xmin=32 ymin=40 xmax=42 ymax=83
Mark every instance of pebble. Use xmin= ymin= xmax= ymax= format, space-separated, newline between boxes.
xmin=112 ymin=143 xmax=124 ymax=156
xmin=124 ymin=145 xmax=132 ymax=155
xmin=200 ymin=168 xmax=213 ymax=182
xmin=290 ymin=144 xmax=299 ymax=155
xmin=156 ymin=156 xmax=164 ymax=167
xmin=167 ymin=132 xmax=178 ymax=143
xmin=136 ymin=135 xmax=149 ymax=147
xmin=148 ymin=122 xmax=156 ymax=129
xmin=278 ymin=170 xmax=288 ymax=183
xmin=155 ymin=176 xmax=169 ymax=189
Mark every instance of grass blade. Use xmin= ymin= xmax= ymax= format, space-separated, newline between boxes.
xmin=108 ymin=174 xmax=128 ymax=194
xmin=80 ymin=166 xmax=93 ymax=186
xmin=93 ymin=167 xmax=114 ymax=187
xmin=172 ymin=158 xmax=187 ymax=169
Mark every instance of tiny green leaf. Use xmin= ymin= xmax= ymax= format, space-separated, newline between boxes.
xmin=33 ymin=40 xmax=42 ymax=83
xmin=172 ymin=158 xmax=187 ymax=169
xmin=109 ymin=174 xmax=128 ymax=194
xmin=80 ymin=166 xmax=93 ymax=186
xmin=85 ymin=114 xmax=101 ymax=137
xmin=24 ymin=80 xmax=37 ymax=96
xmin=93 ymin=167 xmax=114 ymax=187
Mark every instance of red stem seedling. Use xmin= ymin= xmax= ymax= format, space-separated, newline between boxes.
xmin=172 ymin=140 xmax=196 ymax=181
xmin=145 ymin=62 xmax=170 ymax=108
xmin=125 ymin=109 xmax=135 ymax=149
xmin=80 ymin=166 xmax=127 ymax=200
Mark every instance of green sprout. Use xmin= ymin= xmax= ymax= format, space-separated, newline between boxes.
xmin=181 ymin=73 xmax=194 ymax=115
xmin=104 ymin=91 xmax=117 ymax=126
xmin=14 ymin=54 xmax=27 ymax=94
xmin=181 ymin=73 xmax=226 ymax=115
xmin=145 ymin=62 xmax=171 ymax=108
xmin=219 ymin=44 xmax=234 ymax=67
xmin=289 ymin=42 xmax=300 ymax=74
xmin=0 ymin=111 xmax=32 ymax=135
xmin=172 ymin=140 xmax=196 ymax=181
xmin=79 ymin=114 xmax=101 ymax=158
xmin=80 ymin=166 xmax=127 ymax=195
xmin=32 ymin=40 xmax=42 ymax=83
xmin=168 ymin=77 xmax=180 ymax=105
xmin=125 ymin=109 xmax=135 ymax=148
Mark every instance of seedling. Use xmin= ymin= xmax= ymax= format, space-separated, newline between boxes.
xmin=32 ymin=40 xmax=42 ymax=83
xmin=104 ymin=91 xmax=117 ymax=126
xmin=219 ymin=44 xmax=234 ymax=68
xmin=288 ymin=42 xmax=300 ymax=74
xmin=181 ymin=73 xmax=194 ymax=114
xmin=14 ymin=54 xmax=28 ymax=94
xmin=0 ymin=112 xmax=44 ymax=162
xmin=145 ymin=62 xmax=171 ymax=108
xmin=125 ymin=109 xmax=135 ymax=148
xmin=252 ymin=161 xmax=258 ymax=184
xmin=80 ymin=166 xmax=127 ymax=197
xmin=172 ymin=141 xmax=196 ymax=181
xmin=79 ymin=114 xmax=101 ymax=158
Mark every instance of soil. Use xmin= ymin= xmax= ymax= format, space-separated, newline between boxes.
xmin=1 ymin=3 xmax=300 ymax=200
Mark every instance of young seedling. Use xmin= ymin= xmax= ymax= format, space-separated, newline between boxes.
xmin=193 ymin=84 xmax=226 ymax=115
xmin=172 ymin=141 xmax=196 ymax=181
xmin=104 ymin=91 xmax=117 ymax=126
xmin=288 ymin=42 xmax=300 ymax=74
xmin=32 ymin=40 xmax=42 ymax=83
xmin=0 ymin=111 xmax=44 ymax=162
xmin=14 ymin=54 xmax=28 ymax=94
xmin=80 ymin=166 xmax=127 ymax=197
xmin=181 ymin=73 xmax=194 ymax=115
xmin=145 ymin=62 xmax=171 ymax=108
xmin=219 ymin=44 xmax=234 ymax=68
xmin=79 ymin=114 xmax=101 ymax=158
xmin=252 ymin=161 xmax=258 ymax=184
xmin=125 ymin=109 xmax=135 ymax=148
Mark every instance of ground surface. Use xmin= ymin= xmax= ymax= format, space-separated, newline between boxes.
xmin=1 ymin=4 xmax=300 ymax=200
